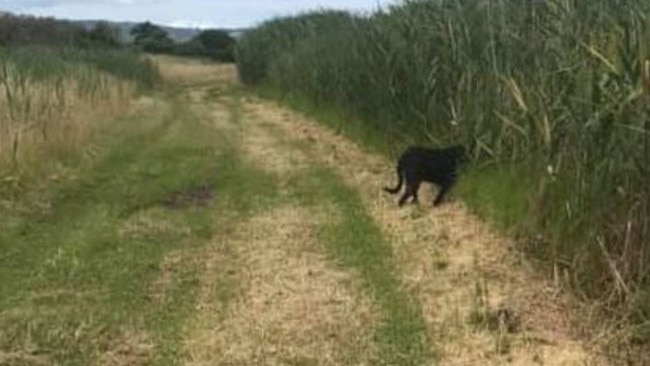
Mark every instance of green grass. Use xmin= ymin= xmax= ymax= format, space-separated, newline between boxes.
xmin=456 ymin=163 xmax=537 ymax=232
xmin=0 ymin=82 xmax=277 ymax=364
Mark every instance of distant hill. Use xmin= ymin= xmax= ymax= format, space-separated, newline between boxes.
xmin=73 ymin=20 xmax=247 ymax=42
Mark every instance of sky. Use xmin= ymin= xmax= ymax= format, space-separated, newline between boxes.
xmin=0 ymin=0 xmax=400 ymax=29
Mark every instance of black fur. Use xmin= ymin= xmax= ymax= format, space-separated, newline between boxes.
xmin=384 ymin=145 xmax=466 ymax=207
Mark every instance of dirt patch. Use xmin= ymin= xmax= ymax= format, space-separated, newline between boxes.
xmin=161 ymin=184 xmax=213 ymax=209
xmin=184 ymin=206 xmax=377 ymax=366
xmin=240 ymin=97 xmax=603 ymax=365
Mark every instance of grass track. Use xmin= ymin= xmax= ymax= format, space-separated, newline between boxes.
xmin=0 ymin=58 xmax=605 ymax=366
xmin=2 ymin=58 xmax=425 ymax=365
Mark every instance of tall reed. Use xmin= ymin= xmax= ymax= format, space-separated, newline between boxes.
xmin=236 ymin=0 xmax=650 ymax=342
xmin=0 ymin=47 xmax=160 ymax=172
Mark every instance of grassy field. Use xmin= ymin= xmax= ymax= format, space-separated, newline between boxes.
xmin=1 ymin=55 xmax=617 ymax=365
xmin=0 ymin=56 xmax=431 ymax=365
xmin=0 ymin=66 xmax=219 ymax=364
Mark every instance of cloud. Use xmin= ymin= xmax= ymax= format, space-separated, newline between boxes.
xmin=110 ymin=0 xmax=164 ymax=4
xmin=167 ymin=19 xmax=220 ymax=29
xmin=6 ymin=0 xmax=163 ymax=7
xmin=3 ymin=0 xmax=398 ymax=28
xmin=4 ymin=0 xmax=69 ymax=6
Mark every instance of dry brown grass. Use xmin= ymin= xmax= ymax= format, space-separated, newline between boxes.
xmin=146 ymin=249 xmax=187 ymax=302
xmin=238 ymin=105 xmax=309 ymax=177
xmin=153 ymin=55 xmax=237 ymax=86
xmin=187 ymin=86 xmax=235 ymax=133
xmin=118 ymin=208 xmax=192 ymax=241
xmin=240 ymin=97 xmax=604 ymax=365
xmin=183 ymin=86 xmax=377 ymax=364
xmin=0 ymin=351 xmax=51 ymax=366
xmin=184 ymin=207 xmax=378 ymax=366
xmin=96 ymin=329 xmax=154 ymax=366
xmin=0 ymin=73 xmax=136 ymax=172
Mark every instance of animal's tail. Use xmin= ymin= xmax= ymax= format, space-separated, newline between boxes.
xmin=383 ymin=165 xmax=403 ymax=194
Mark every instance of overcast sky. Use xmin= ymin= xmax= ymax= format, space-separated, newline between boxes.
xmin=0 ymin=0 xmax=400 ymax=28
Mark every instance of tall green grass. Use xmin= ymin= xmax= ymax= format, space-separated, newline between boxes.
xmin=236 ymin=0 xmax=650 ymax=341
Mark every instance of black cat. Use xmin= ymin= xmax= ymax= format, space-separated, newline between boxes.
xmin=384 ymin=145 xmax=466 ymax=206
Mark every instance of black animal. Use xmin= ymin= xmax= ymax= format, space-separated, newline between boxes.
xmin=384 ymin=145 xmax=466 ymax=207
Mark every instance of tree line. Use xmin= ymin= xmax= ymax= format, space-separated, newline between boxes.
xmin=130 ymin=21 xmax=235 ymax=61
xmin=0 ymin=13 xmax=235 ymax=62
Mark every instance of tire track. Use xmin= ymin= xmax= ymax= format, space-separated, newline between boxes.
xmin=183 ymin=83 xmax=378 ymax=365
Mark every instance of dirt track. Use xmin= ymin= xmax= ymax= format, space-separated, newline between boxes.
xmin=163 ymin=60 xmax=601 ymax=365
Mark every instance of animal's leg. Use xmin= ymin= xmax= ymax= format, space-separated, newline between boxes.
xmin=433 ymin=180 xmax=453 ymax=206
xmin=410 ymin=181 xmax=422 ymax=204
xmin=398 ymin=183 xmax=416 ymax=206
xmin=399 ymin=173 xmax=419 ymax=206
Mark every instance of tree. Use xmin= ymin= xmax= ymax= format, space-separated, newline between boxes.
xmin=88 ymin=21 xmax=120 ymax=47
xmin=0 ymin=12 xmax=87 ymax=47
xmin=194 ymin=29 xmax=235 ymax=61
xmin=130 ymin=21 xmax=174 ymax=53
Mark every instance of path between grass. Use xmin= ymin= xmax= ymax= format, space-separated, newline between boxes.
xmin=177 ymin=59 xmax=602 ymax=365
xmin=181 ymin=65 xmax=429 ymax=365
xmin=0 ymin=58 xmax=603 ymax=365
